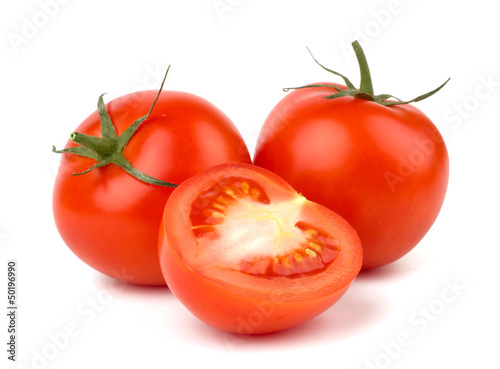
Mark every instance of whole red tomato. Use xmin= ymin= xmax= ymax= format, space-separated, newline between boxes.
xmin=254 ymin=42 xmax=449 ymax=270
xmin=53 ymin=70 xmax=251 ymax=285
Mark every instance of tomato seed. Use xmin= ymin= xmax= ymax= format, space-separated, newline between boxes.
xmin=212 ymin=202 xmax=226 ymax=210
xmin=241 ymin=181 xmax=250 ymax=194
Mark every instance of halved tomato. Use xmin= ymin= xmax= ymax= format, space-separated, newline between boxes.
xmin=158 ymin=163 xmax=362 ymax=334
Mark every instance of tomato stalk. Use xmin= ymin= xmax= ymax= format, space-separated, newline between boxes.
xmin=53 ymin=66 xmax=177 ymax=187
xmin=284 ymin=40 xmax=450 ymax=106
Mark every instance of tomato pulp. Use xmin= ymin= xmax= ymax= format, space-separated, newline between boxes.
xmin=53 ymin=90 xmax=251 ymax=285
xmin=159 ymin=163 xmax=362 ymax=334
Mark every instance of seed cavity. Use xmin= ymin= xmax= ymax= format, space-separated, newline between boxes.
xmin=189 ymin=177 xmax=340 ymax=278
xmin=190 ymin=176 xmax=270 ymax=238
xmin=239 ymin=221 xmax=340 ymax=278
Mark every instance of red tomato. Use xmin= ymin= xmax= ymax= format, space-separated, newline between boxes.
xmin=158 ymin=163 xmax=362 ymax=334
xmin=53 ymin=89 xmax=251 ymax=286
xmin=254 ymin=83 xmax=449 ymax=269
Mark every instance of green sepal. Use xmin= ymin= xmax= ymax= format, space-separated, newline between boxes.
xmin=306 ymin=47 xmax=356 ymax=90
xmin=52 ymin=66 xmax=177 ymax=188
xmin=116 ymin=66 xmax=169 ymax=152
xmin=283 ymin=83 xmax=344 ymax=93
xmin=379 ymin=78 xmax=451 ymax=106
xmin=286 ymin=41 xmax=450 ymax=106
xmin=52 ymin=145 xmax=102 ymax=161
xmin=373 ymin=94 xmax=398 ymax=104
xmin=324 ymin=89 xmax=360 ymax=100
xmin=114 ymin=154 xmax=177 ymax=187
xmin=72 ymin=159 xmax=111 ymax=176
xmin=97 ymin=93 xmax=118 ymax=139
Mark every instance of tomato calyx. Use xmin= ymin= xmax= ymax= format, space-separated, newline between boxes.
xmin=283 ymin=40 xmax=450 ymax=106
xmin=52 ymin=66 xmax=177 ymax=187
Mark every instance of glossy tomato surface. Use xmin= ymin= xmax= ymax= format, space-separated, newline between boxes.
xmin=254 ymin=84 xmax=449 ymax=270
xmin=53 ymin=90 xmax=251 ymax=285
xmin=159 ymin=163 xmax=362 ymax=334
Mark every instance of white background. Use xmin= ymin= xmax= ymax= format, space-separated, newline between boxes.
xmin=1 ymin=0 xmax=499 ymax=368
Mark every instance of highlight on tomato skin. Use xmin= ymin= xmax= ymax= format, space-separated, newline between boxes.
xmin=158 ymin=163 xmax=363 ymax=334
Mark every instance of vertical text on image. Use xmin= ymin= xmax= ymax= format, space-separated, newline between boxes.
xmin=6 ymin=260 xmax=18 ymax=362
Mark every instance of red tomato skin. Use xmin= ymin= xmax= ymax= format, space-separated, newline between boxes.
xmin=254 ymin=84 xmax=449 ymax=269
xmin=158 ymin=163 xmax=363 ymax=334
xmin=53 ymin=90 xmax=251 ymax=285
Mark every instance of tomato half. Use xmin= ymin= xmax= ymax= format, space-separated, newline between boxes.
xmin=254 ymin=83 xmax=449 ymax=269
xmin=159 ymin=163 xmax=362 ymax=334
xmin=53 ymin=89 xmax=251 ymax=286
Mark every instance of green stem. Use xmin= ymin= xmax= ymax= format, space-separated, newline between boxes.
xmin=352 ymin=40 xmax=374 ymax=96
xmin=70 ymin=132 xmax=116 ymax=158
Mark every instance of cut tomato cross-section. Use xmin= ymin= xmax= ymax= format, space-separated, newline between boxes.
xmin=159 ymin=163 xmax=362 ymax=334
xmin=190 ymin=176 xmax=340 ymax=277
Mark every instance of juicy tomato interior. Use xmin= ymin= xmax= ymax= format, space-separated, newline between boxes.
xmin=159 ymin=163 xmax=362 ymax=334
xmin=189 ymin=176 xmax=341 ymax=278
